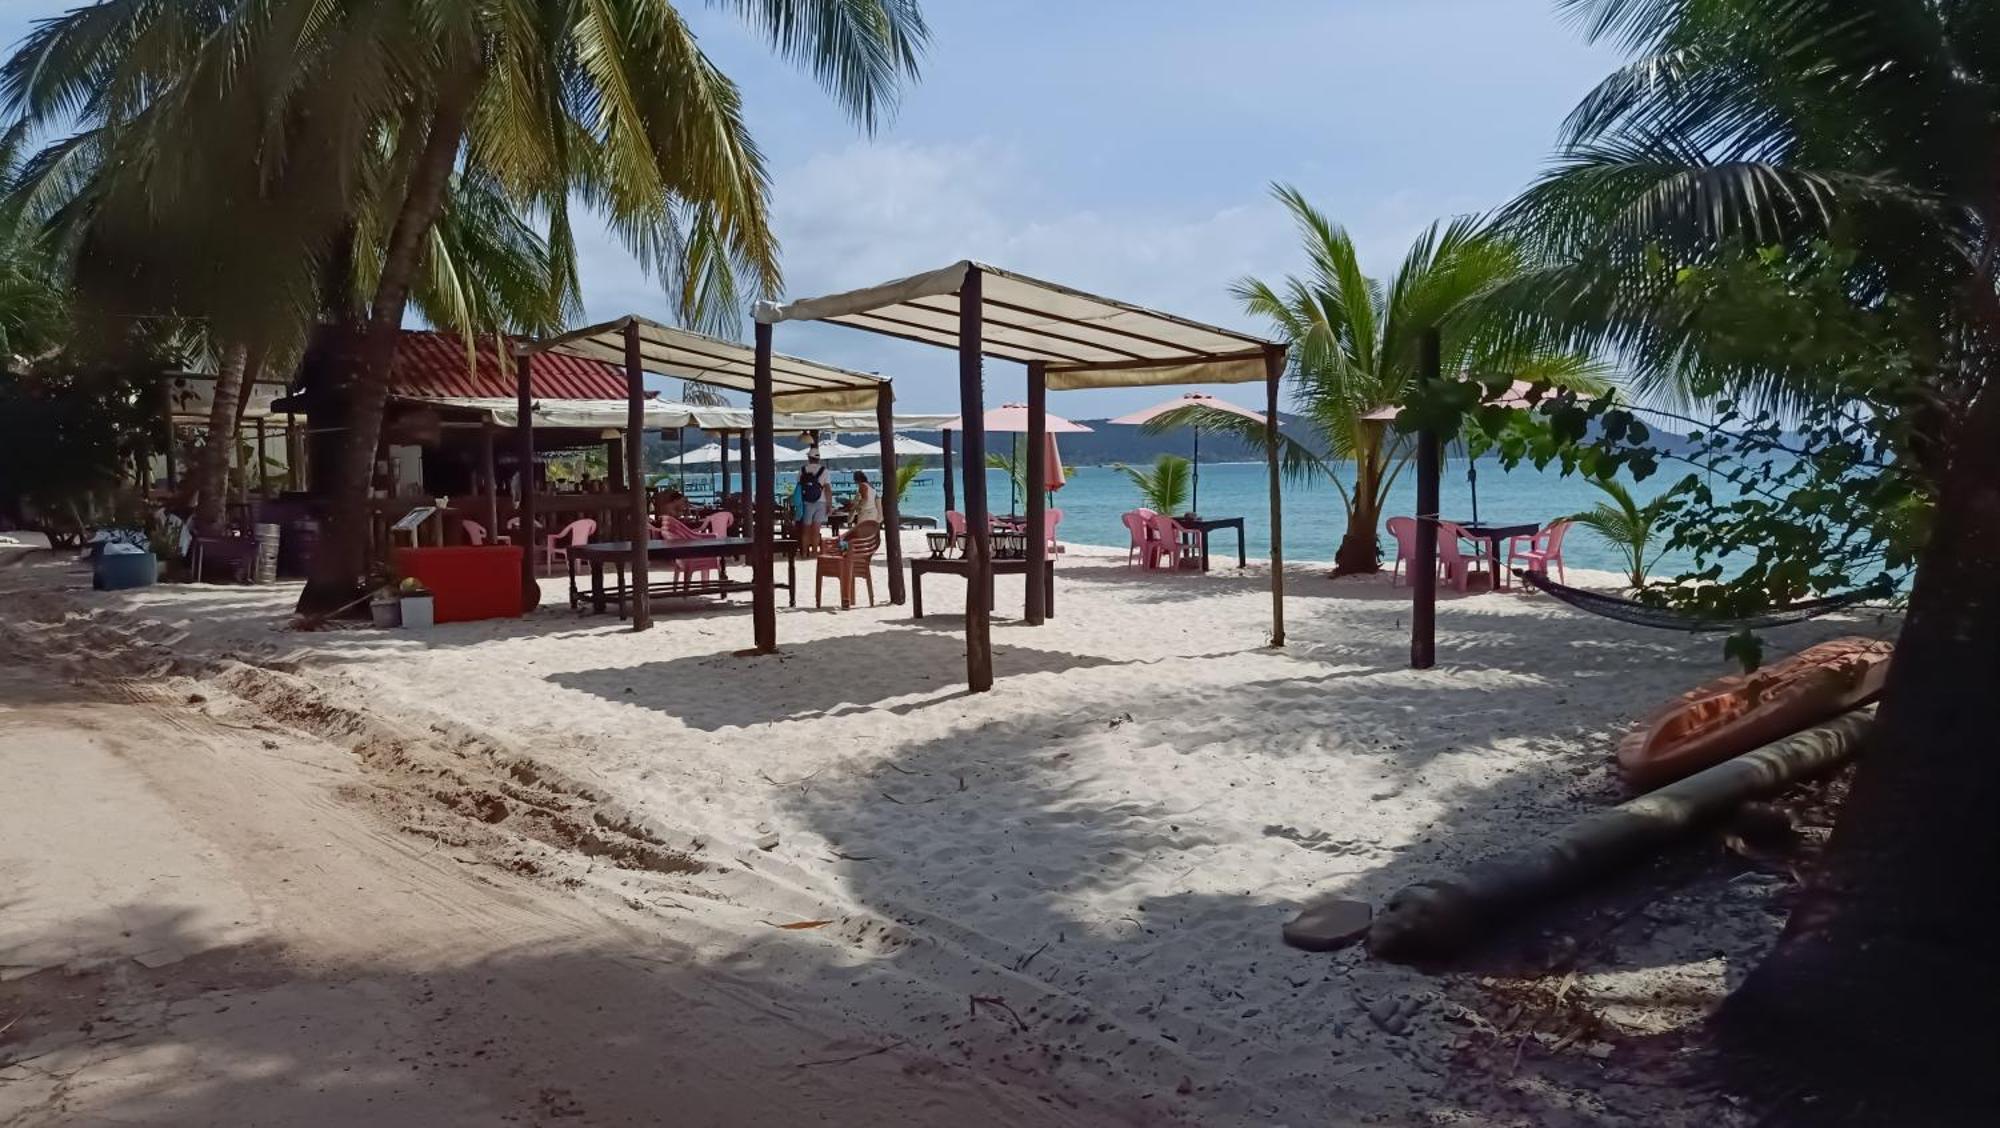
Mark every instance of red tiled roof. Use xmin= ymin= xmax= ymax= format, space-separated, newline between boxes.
xmin=394 ymin=331 xmax=631 ymax=400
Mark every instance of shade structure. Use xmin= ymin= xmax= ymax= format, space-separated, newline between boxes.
xmin=755 ymin=261 xmax=1276 ymax=390
xmin=523 ymin=315 xmax=886 ymax=412
xmin=849 ymin=434 xmax=945 ymax=457
xmin=1109 ymin=392 xmax=1270 ymax=515
xmin=800 ymin=437 xmax=871 ymax=460
xmin=941 ymin=403 xmax=1094 ymax=433
xmin=754 ymin=260 xmax=1290 ymax=693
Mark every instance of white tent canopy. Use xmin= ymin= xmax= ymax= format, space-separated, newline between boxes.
xmin=850 ymin=434 xmax=946 ymax=457
xmin=403 ymin=395 xmax=956 ymax=435
xmin=754 ymin=260 xmax=1278 ymax=390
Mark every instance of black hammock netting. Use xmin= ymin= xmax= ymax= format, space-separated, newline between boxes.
xmin=1512 ymin=569 xmax=1893 ymax=632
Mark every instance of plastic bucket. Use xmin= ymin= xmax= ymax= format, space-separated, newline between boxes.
xmin=370 ymin=599 xmax=401 ymax=628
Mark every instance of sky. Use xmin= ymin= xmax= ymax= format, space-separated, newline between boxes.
xmin=1 ymin=1 xmax=1624 ymax=415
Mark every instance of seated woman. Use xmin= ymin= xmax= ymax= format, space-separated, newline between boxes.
xmin=847 ymin=470 xmax=883 ymax=529
xmin=653 ymin=488 xmax=691 ymax=523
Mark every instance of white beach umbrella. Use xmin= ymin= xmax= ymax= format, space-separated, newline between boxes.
xmin=849 ymin=434 xmax=946 ymax=458
xmin=671 ymin=442 xmax=804 ymax=465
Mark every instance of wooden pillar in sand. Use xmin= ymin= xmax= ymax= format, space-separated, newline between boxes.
xmin=941 ymin=429 xmax=956 ymax=514
xmin=623 ymin=320 xmax=651 ymax=632
xmin=876 ymin=383 xmax=906 ymax=604
xmin=751 ymin=323 xmax=778 ymax=653
xmin=719 ymin=431 xmax=731 ymax=499
xmin=1411 ymin=328 xmax=1442 ymax=669
xmin=481 ymin=422 xmax=500 ymax=538
xmin=254 ymin=415 xmax=269 ymax=496
xmin=1265 ymin=345 xmax=1287 ymax=648
xmin=286 ymin=408 xmax=300 ymax=491
xmin=1024 ymin=360 xmax=1048 ymax=626
xmin=958 ymin=267 xmax=993 ymax=692
xmin=515 ymin=348 xmax=540 ymax=610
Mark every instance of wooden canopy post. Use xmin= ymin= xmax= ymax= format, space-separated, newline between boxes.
xmin=1264 ymin=346 xmax=1287 ymax=647
xmin=751 ymin=323 xmax=778 ymax=653
xmin=285 ymin=407 xmax=299 ymax=491
xmin=607 ymin=436 xmax=627 ymax=495
xmin=941 ymin=429 xmax=956 ymax=514
xmin=719 ymin=431 xmax=731 ymax=499
xmin=959 ymin=268 xmax=994 ymax=692
xmin=481 ymin=422 xmax=499 ymax=537
xmin=622 ymin=321 xmax=652 ymax=632
xmin=1024 ymin=360 xmax=1048 ymax=625
xmin=254 ymin=416 xmax=269 ymax=496
xmin=877 ymin=384 xmax=906 ymax=604
xmin=1412 ymin=327 xmax=1442 ymax=669
xmin=514 ymin=348 xmax=540 ymax=609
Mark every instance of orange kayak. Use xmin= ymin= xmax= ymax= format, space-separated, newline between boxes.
xmin=1616 ymin=637 xmax=1892 ymax=792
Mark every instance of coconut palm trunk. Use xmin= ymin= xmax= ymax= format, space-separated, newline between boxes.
xmin=193 ymin=342 xmax=247 ymax=533
xmin=302 ymin=76 xmax=482 ymax=612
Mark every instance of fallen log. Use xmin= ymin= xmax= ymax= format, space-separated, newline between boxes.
xmin=1367 ymin=708 xmax=1874 ymax=964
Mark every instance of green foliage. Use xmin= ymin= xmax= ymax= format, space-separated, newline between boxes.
xmin=0 ymin=339 xmax=171 ymax=544
xmin=1567 ymin=476 xmax=1668 ymax=589
xmin=1112 ymin=455 xmax=1192 ymax=516
xmin=1231 ymin=184 xmax=1602 ymax=569
xmin=893 ymin=457 xmax=924 ymax=504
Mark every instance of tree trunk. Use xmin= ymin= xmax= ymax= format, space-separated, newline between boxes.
xmin=192 ymin=344 xmax=248 ymax=534
xmin=1332 ymin=456 xmax=1385 ymax=575
xmin=1721 ymin=360 xmax=2000 ymax=1120
xmin=298 ymin=76 xmax=481 ymax=614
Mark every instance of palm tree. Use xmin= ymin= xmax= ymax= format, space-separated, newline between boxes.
xmin=1568 ymin=476 xmax=1665 ymax=588
xmin=1192 ymin=185 xmax=1601 ymax=575
xmin=5 ymin=0 xmax=928 ymax=610
xmin=893 ymin=457 xmax=924 ymax=505
xmin=1112 ymin=455 xmax=1192 ymax=516
xmin=1505 ymin=1 xmax=2000 ymax=1114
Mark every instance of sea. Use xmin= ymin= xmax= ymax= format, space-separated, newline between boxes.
xmin=679 ymin=457 xmax=1720 ymax=576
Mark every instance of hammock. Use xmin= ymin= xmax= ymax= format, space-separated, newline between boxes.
xmin=1514 ymin=569 xmax=1891 ymax=632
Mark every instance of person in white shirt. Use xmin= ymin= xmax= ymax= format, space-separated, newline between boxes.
xmin=848 ymin=470 xmax=883 ymax=528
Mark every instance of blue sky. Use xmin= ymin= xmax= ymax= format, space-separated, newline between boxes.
xmin=3 ymin=1 xmax=1622 ymax=414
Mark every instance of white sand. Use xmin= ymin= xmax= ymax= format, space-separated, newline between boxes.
xmin=24 ymin=536 xmax=1890 ymax=1124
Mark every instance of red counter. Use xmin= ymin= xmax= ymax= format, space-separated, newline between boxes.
xmin=393 ymin=546 xmax=524 ymax=623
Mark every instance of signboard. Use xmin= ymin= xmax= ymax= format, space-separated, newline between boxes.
xmin=390 ymin=506 xmax=438 ymax=533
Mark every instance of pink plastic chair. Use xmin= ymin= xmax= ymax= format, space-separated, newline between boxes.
xmin=461 ymin=519 xmax=490 ymax=546
xmin=1508 ymin=519 xmax=1572 ymax=584
xmin=1435 ymin=520 xmax=1494 ymax=593
xmin=673 ymin=512 xmax=733 ymax=592
xmin=1043 ymin=508 xmax=1065 ymax=555
xmin=1385 ymin=516 xmax=1419 ymax=586
xmin=541 ymin=518 xmax=596 ymax=575
xmin=944 ymin=510 xmax=967 ymax=553
xmin=1148 ymin=511 xmax=1196 ymax=571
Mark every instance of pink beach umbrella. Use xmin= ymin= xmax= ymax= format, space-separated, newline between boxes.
xmin=1363 ymin=380 xmax=1543 ymax=524
xmin=1110 ymin=392 xmax=1268 ymax=515
xmin=943 ymin=404 xmax=1091 ymax=512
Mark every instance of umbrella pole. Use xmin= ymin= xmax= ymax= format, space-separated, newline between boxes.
xmin=1191 ymin=428 xmax=1200 ymax=516
xmin=1469 ymin=460 xmax=1479 ymax=526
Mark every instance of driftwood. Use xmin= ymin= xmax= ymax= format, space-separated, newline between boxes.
xmin=1368 ymin=709 xmax=1874 ymax=964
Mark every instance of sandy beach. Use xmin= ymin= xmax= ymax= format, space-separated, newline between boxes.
xmin=0 ymin=538 xmax=1892 ymax=1125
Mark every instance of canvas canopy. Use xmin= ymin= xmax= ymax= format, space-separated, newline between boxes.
xmin=402 ymin=395 xmax=953 ymax=434
xmin=522 ymin=315 xmax=886 ymax=412
xmin=754 ymin=260 xmax=1278 ymax=390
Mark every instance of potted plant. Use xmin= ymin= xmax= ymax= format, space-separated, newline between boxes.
xmin=369 ymin=584 xmax=402 ymax=628
xmin=396 ymin=577 xmax=435 ymax=629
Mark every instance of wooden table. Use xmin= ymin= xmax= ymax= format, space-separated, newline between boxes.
xmin=570 ymin=538 xmax=799 ymax=618
xmin=1451 ymin=521 xmax=1539 ymax=590
xmin=1178 ymin=516 xmax=1247 ymax=571
xmin=909 ymin=556 xmax=1055 ymax=619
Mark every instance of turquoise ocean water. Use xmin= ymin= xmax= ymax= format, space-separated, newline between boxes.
xmin=687 ymin=458 xmax=1715 ymax=576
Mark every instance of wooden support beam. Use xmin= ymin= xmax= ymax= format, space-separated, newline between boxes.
xmin=959 ymin=268 xmax=994 ymax=692
xmin=719 ymin=431 xmax=731 ymax=500
xmin=515 ymin=349 xmax=540 ymax=610
xmin=1024 ymin=360 xmax=1048 ymax=626
xmin=752 ymin=323 xmax=778 ymax=653
xmin=481 ymin=423 xmax=499 ymax=538
xmin=941 ymin=428 xmax=956 ymax=514
xmin=1412 ymin=328 xmax=1441 ymax=669
xmin=606 ymin=436 xmax=627 ymax=495
xmin=1265 ymin=346 xmax=1287 ymax=647
xmin=623 ymin=322 xmax=651 ymax=631
xmin=877 ymin=385 xmax=906 ymax=604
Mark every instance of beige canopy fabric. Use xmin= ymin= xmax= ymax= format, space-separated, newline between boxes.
xmin=520 ymin=315 xmax=885 ymax=412
xmin=401 ymin=395 xmax=955 ymax=435
xmin=753 ymin=260 xmax=1277 ymax=389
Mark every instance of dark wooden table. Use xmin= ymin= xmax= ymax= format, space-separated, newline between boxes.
xmin=1451 ymin=521 xmax=1539 ymax=590
xmin=1178 ymin=516 xmax=1247 ymax=571
xmin=909 ymin=556 xmax=1055 ymax=619
xmin=570 ymin=537 xmax=798 ymax=617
